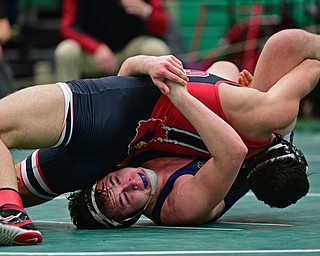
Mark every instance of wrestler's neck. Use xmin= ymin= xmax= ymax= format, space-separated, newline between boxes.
xmin=140 ymin=156 xmax=194 ymax=217
xmin=246 ymin=133 xmax=276 ymax=159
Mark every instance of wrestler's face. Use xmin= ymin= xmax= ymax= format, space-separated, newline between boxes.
xmin=95 ymin=167 xmax=152 ymax=221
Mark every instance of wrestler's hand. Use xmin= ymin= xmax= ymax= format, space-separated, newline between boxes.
xmin=238 ymin=69 xmax=253 ymax=87
xmin=120 ymin=0 xmax=151 ymax=19
xmin=118 ymin=55 xmax=188 ymax=93
xmin=145 ymin=55 xmax=189 ymax=94
xmin=94 ymin=44 xmax=118 ymax=75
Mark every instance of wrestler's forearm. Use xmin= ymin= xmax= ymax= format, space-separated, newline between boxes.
xmin=164 ymin=81 xmax=247 ymax=220
xmin=118 ymin=55 xmax=186 ymax=79
xmin=118 ymin=55 xmax=188 ymax=93
xmin=118 ymin=55 xmax=147 ymax=76
xmin=118 ymin=55 xmax=170 ymax=77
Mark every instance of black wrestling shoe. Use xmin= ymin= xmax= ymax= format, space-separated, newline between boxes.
xmin=0 ymin=204 xmax=42 ymax=245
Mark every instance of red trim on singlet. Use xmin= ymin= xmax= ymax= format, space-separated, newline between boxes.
xmin=34 ymin=150 xmax=57 ymax=194
xmin=54 ymin=83 xmax=74 ymax=147
xmin=19 ymin=162 xmax=32 ymax=197
xmin=66 ymin=82 xmax=74 ymax=146
xmin=55 ymin=114 xmax=67 ymax=147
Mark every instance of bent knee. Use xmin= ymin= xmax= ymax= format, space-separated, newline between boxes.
xmin=266 ymin=29 xmax=306 ymax=54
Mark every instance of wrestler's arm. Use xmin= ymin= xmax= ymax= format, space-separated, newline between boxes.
xmin=160 ymin=81 xmax=247 ymax=225
xmin=118 ymin=55 xmax=188 ymax=93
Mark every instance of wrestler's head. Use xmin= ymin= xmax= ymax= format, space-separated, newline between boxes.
xmin=244 ymin=134 xmax=309 ymax=208
xmin=68 ymin=166 xmax=157 ymax=229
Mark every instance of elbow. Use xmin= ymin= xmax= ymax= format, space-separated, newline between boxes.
xmin=302 ymin=59 xmax=320 ymax=93
xmin=309 ymin=59 xmax=320 ymax=80
xmin=232 ymin=145 xmax=247 ymax=169
xmin=234 ymin=140 xmax=248 ymax=162
xmin=218 ymin=137 xmax=247 ymax=164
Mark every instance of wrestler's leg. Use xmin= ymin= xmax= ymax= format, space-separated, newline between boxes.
xmin=0 ymin=84 xmax=65 ymax=149
xmin=206 ymin=61 xmax=240 ymax=82
xmin=252 ymin=29 xmax=320 ymax=92
xmin=0 ymin=84 xmax=65 ymax=245
xmin=15 ymin=163 xmax=49 ymax=207
xmin=0 ymin=83 xmax=65 ymax=188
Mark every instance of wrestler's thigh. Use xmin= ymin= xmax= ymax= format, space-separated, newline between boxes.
xmin=252 ymin=30 xmax=303 ymax=92
xmin=0 ymin=84 xmax=65 ymax=149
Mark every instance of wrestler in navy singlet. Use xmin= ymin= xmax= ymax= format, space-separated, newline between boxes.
xmin=21 ymin=75 xmax=160 ymax=197
xmin=152 ymin=161 xmax=250 ymax=225
xmin=128 ymin=150 xmax=250 ymax=225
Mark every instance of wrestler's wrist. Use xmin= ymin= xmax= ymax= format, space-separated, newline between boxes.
xmin=167 ymin=85 xmax=188 ymax=105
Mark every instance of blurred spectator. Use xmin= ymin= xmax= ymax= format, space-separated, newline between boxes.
xmin=54 ymin=0 xmax=171 ymax=81
xmin=198 ymin=2 xmax=298 ymax=72
xmin=0 ymin=0 xmax=15 ymax=97
xmin=305 ymin=1 xmax=320 ymax=22
xmin=304 ymin=1 xmax=320 ymax=118
xmin=162 ymin=1 xmax=185 ymax=60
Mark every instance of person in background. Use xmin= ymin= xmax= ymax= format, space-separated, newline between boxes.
xmin=54 ymin=0 xmax=171 ymax=81
xmin=0 ymin=0 xmax=15 ymax=98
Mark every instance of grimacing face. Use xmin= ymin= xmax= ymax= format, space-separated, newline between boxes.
xmin=95 ymin=167 xmax=152 ymax=221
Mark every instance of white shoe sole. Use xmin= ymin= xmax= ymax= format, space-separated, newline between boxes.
xmin=0 ymin=223 xmax=42 ymax=245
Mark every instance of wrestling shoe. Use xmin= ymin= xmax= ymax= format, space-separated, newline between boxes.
xmin=0 ymin=204 xmax=42 ymax=245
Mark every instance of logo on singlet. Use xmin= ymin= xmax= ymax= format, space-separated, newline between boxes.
xmin=128 ymin=118 xmax=167 ymax=153
xmin=128 ymin=118 xmax=209 ymax=155
xmin=184 ymin=69 xmax=210 ymax=77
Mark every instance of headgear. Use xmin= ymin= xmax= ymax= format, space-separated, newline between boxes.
xmin=88 ymin=167 xmax=158 ymax=228
xmin=244 ymin=133 xmax=308 ymax=179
